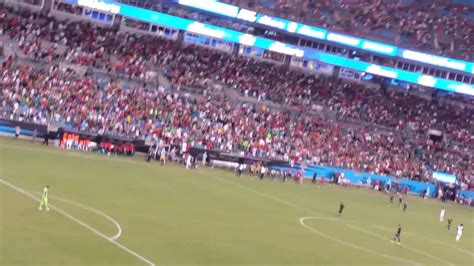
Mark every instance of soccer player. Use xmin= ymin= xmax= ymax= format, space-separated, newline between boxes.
xmin=202 ymin=152 xmax=207 ymax=166
xmin=260 ymin=166 xmax=266 ymax=180
xmin=456 ymin=224 xmax=463 ymax=242
xmin=447 ymin=218 xmax=453 ymax=231
xmin=423 ymin=187 xmax=430 ymax=199
xmin=388 ymin=195 xmax=394 ymax=206
xmin=160 ymin=147 xmax=167 ymax=165
xmin=403 ymin=203 xmax=407 ymax=213
xmin=38 ymin=185 xmax=50 ymax=211
xmin=439 ymin=207 xmax=445 ymax=222
xmin=398 ymin=194 xmax=403 ymax=207
xmin=146 ymin=144 xmax=155 ymax=162
xmin=391 ymin=224 xmax=402 ymax=245
xmin=15 ymin=125 xmax=20 ymax=138
xmin=338 ymin=202 xmax=345 ymax=216
xmin=186 ymin=154 xmax=192 ymax=169
xmin=236 ymin=164 xmax=242 ymax=176
xmin=32 ymin=129 xmax=37 ymax=142
xmin=42 ymin=128 xmax=49 ymax=145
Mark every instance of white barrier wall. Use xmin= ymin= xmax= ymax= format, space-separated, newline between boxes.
xmin=5 ymin=0 xmax=44 ymax=10
xmin=50 ymin=0 xmax=115 ymax=25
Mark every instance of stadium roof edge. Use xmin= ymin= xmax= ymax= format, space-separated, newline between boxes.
xmin=66 ymin=0 xmax=474 ymax=96
xmin=173 ymin=0 xmax=474 ymax=75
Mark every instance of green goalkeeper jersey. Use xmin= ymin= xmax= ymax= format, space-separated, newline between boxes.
xmin=42 ymin=187 xmax=48 ymax=200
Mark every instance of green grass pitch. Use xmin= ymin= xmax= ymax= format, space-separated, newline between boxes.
xmin=1 ymin=137 xmax=473 ymax=265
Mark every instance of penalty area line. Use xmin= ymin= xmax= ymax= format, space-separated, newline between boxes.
xmin=30 ymin=193 xmax=122 ymax=241
xmin=300 ymin=217 xmax=421 ymax=266
xmin=0 ymin=178 xmax=156 ymax=266
xmin=346 ymin=224 xmax=453 ymax=266
xmin=371 ymin=224 xmax=474 ymax=257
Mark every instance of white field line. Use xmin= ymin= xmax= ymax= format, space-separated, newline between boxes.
xmin=201 ymin=169 xmax=423 ymax=265
xmin=196 ymin=165 xmax=473 ymax=211
xmin=198 ymin=168 xmax=470 ymax=265
xmin=0 ymin=143 xmax=148 ymax=166
xmin=372 ymin=224 xmax=474 ymax=257
xmin=200 ymin=170 xmax=462 ymax=265
xmin=300 ymin=217 xmax=421 ymax=266
xmin=1 ymin=142 xmax=471 ymax=211
xmin=0 ymin=178 xmax=155 ymax=266
xmin=196 ymin=169 xmax=312 ymax=214
xmin=1 ymin=142 xmax=472 ymax=213
xmin=1 ymin=141 xmax=467 ymax=264
xmin=346 ymin=223 xmax=453 ymax=266
xmin=30 ymin=192 xmax=122 ymax=241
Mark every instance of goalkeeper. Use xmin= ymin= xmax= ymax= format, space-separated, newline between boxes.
xmin=38 ymin=185 xmax=50 ymax=211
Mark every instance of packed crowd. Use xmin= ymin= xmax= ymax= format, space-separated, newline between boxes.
xmin=77 ymin=25 xmax=473 ymax=156
xmin=221 ymin=0 xmax=474 ymax=60
xmin=319 ymin=82 xmax=474 ymax=145
xmin=116 ymin=0 xmax=474 ymax=60
xmin=0 ymin=7 xmax=153 ymax=81
xmin=1 ymin=57 xmax=471 ymax=188
xmin=0 ymin=7 xmax=313 ymax=104
xmin=0 ymin=5 xmax=472 ymax=188
xmin=12 ymin=0 xmax=474 ymax=61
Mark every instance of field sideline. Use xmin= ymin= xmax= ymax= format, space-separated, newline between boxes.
xmin=0 ymin=137 xmax=473 ymax=265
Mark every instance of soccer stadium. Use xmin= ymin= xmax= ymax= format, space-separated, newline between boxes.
xmin=0 ymin=0 xmax=473 ymax=265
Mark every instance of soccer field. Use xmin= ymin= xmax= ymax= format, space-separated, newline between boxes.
xmin=0 ymin=138 xmax=473 ymax=265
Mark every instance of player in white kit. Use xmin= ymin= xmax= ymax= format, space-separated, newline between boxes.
xmin=456 ymin=224 xmax=463 ymax=242
xmin=186 ymin=154 xmax=192 ymax=169
xmin=439 ymin=207 xmax=445 ymax=222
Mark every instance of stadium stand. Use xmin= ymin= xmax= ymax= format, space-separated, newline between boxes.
xmin=218 ymin=0 xmax=474 ymax=60
xmin=0 ymin=2 xmax=472 ymax=191
xmin=116 ymin=0 xmax=474 ymax=60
